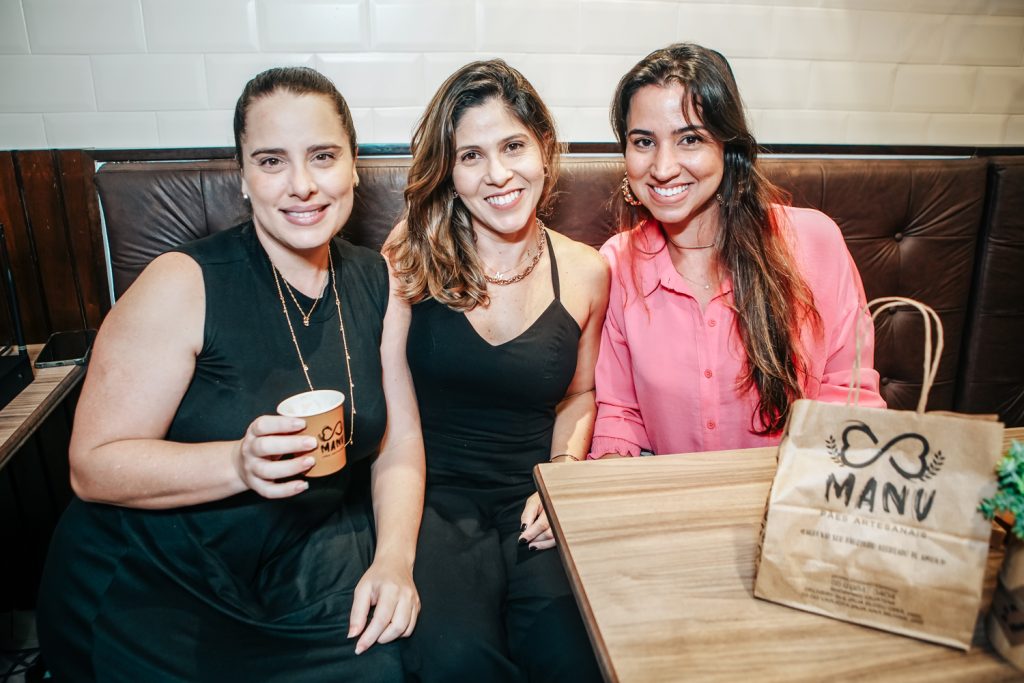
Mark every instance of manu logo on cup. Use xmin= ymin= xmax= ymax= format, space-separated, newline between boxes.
xmin=318 ymin=420 xmax=345 ymax=454
xmin=822 ymin=420 xmax=944 ymax=522
xmin=277 ymin=389 xmax=347 ymax=477
xmin=319 ymin=420 xmax=344 ymax=443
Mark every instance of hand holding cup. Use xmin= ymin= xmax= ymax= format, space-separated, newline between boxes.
xmin=276 ymin=389 xmax=348 ymax=477
xmin=234 ymin=414 xmax=318 ymax=499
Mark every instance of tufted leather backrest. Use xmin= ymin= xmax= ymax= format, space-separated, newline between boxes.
xmin=95 ymin=154 xmax=992 ymax=415
xmin=762 ymin=157 xmax=989 ymax=414
xmin=956 ymin=156 xmax=1024 ymax=426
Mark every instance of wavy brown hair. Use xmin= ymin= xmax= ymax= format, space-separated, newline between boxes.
xmin=611 ymin=43 xmax=821 ymax=434
xmin=385 ymin=59 xmax=561 ymax=310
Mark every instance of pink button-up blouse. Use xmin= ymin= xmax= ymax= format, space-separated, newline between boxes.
xmin=590 ymin=205 xmax=885 ymax=458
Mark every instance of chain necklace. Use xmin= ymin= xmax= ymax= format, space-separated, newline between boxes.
xmin=667 ymin=236 xmax=715 ymax=250
xmin=678 ymin=270 xmax=712 ymax=291
xmin=279 ymin=272 xmax=327 ymax=326
xmin=488 ymin=244 xmax=533 ymax=280
xmin=482 ymin=222 xmax=546 ymax=286
xmin=665 ymin=228 xmax=716 ymax=250
xmin=666 ymin=232 xmax=714 ymax=291
xmin=271 ymin=250 xmax=355 ymax=447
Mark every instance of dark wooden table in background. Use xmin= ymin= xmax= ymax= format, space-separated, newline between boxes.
xmin=0 ymin=345 xmax=84 ymax=471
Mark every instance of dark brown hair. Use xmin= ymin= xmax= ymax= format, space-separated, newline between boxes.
xmin=611 ymin=43 xmax=820 ymax=434
xmin=386 ymin=59 xmax=561 ymax=310
xmin=233 ymin=66 xmax=357 ymax=163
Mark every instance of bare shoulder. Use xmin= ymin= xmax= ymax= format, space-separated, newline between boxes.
xmin=548 ymin=229 xmax=610 ymax=288
xmin=115 ymin=252 xmax=200 ymax=308
xmin=103 ymin=251 xmax=204 ymax=354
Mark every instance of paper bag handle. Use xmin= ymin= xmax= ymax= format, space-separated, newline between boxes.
xmin=851 ymin=296 xmax=943 ymax=414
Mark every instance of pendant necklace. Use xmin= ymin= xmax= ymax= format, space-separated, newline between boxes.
xmin=678 ymin=271 xmax=712 ymax=291
xmin=271 ymin=250 xmax=355 ymax=447
xmin=666 ymin=230 xmax=714 ymax=291
xmin=279 ymin=272 xmax=327 ymax=327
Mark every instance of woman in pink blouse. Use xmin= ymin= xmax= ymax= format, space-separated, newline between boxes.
xmin=591 ymin=43 xmax=885 ymax=459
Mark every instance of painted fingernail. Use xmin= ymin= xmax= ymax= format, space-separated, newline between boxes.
xmin=518 ymin=536 xmax=527 ymax=545
xmin=520 ymin=523 xmax=527 ymax=532
xmin=529 ymin=545 xmax=538 ymax=552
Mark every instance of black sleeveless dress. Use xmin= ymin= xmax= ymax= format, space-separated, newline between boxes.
xmin=37 ymin=223 xmax=403 ymax=682
xmin=403 ymin=231 xmax=602 ymax=683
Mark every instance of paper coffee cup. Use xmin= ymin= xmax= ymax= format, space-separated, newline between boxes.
xmin=277 ymin=389 xmax=347 ymax=477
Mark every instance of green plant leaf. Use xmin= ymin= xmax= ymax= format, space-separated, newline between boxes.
xmin=978 ymin=440 xmax=1024 ymax=537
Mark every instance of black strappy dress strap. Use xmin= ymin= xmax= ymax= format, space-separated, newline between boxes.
xmin=545 ymin=229 xmax=560 ymax=300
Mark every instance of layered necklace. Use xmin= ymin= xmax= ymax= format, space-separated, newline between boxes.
xmin=667 ymin=237 xmax=716 ymax=290
xmin=280 ymin=271 xmax=325 ymax=327
xmin=271 ymin=250 xmax=355 ymax=447
xmin=666 ymin=232 xmax=716 ymax=292
xmin=483 ymin=221 xmax=546 ymax=286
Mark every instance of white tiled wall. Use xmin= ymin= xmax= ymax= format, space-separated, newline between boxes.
xmin=0 ymin=0 xmax=1022 ymax=149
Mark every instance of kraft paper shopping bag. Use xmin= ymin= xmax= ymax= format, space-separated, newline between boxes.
xmin=754 ymin=297 xmax=1004 ymax=649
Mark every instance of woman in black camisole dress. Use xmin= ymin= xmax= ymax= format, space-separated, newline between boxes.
xmin=386 ymin=60 xmax=608 ymax=682
xmin=36 ymin=67 xmax=424 ymax=682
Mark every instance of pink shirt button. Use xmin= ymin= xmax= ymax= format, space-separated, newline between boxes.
xmin=704 ymin=369 xmax=713 ymax=379
xmin=708 ymin=319 xmax=717 ymax=327
xmin=706 ymin=421 xmax=716 ymax=430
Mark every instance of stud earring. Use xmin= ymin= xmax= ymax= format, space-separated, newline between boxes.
xmin=452 ymin=189 xmax=459 ymax=200
xmin=621 ymin=174 xmax=642 ymax=207
xmin=715 ymin=193 xmax=724 ymax=205
xmin=242 ymin=192 xmax=249 ymax=200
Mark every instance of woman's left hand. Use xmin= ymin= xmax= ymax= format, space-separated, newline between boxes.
xmin=520 ymin=491 xmax=556 ymax=551
xmin=348 ymin=556 xmax=420 ymax=655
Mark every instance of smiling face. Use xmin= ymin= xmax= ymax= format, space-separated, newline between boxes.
xmin=451 ymin=97 xmax=546 ymax=240
xmin=624 ymin=83 xmax=725 ymax=237
xmin=239 ymin=90 xmax=358 ymax=258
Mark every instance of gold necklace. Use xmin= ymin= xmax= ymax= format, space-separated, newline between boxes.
xmin=483 ymin=223 xmax=546 ymax=286
xmin=666 ymin=233 xmax=716 ymax=250
xmin=678 ymin=270 xmax=712 ymax=291
xmin=271 ymin=250 xmax=355 ymax=447
xmin=280 ymin=272 xmax=327 ymax=326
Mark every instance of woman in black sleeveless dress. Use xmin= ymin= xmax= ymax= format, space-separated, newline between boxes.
xmin=36 ymin=68 xmax=424 ymax=682
xmin=386 ymin=60 xmax=608 ymax=682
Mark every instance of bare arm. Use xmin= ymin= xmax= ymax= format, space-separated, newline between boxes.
xmin=549 ymin=254 xmax=610 ymax=462
xmin=522 ymin=242 xmax=610 ymax=549
xmin=69 ymin=253 xmax=317 ymax=509
xmin=349 ymin=257 xmax=426 ymax=653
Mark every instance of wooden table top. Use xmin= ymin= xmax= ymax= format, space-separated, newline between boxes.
xmin=0 ymin=344 xmax=84 ymax=470
xmin=535 ymin=426 xmax=1024 ymax=683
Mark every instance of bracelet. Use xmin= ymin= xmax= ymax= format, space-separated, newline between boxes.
xmin=549 ymin=453 xmax=580 ymax=462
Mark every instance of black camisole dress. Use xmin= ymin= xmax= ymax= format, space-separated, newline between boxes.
xmin=403 ymin=230 xmax=602 ymax=682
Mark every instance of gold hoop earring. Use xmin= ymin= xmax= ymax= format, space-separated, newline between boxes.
xmin=621 ymin=174 xmax=642 ymax=207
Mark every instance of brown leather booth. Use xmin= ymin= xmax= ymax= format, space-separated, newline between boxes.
xmin=94 ymin=153 xmax=1022 ymax=425
xmin=957 ymin=156 xmax=1024 ymax=423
